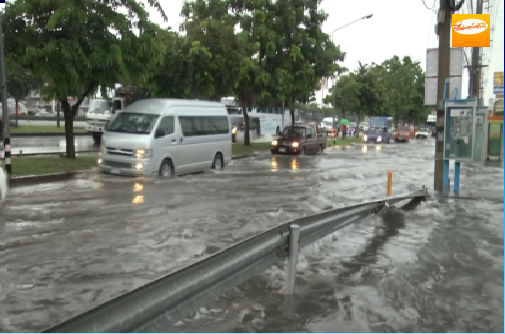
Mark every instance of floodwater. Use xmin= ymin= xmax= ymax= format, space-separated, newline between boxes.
xmin=1 ymin=140 xmax=503 ymax=332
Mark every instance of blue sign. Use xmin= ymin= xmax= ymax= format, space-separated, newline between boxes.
xmin=493 ymin=85 xmax=504 ymax=94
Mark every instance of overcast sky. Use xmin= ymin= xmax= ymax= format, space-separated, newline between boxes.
xmin=145 ymin=0 xmax=504 ymax=107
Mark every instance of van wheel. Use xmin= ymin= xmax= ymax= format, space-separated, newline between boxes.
xmin=159 ymin=159 xmax=174 ymax=178
xmin=319 ymin=144 xmax=323 ymax=153
xmin=92 ymin=132 xmax=101 ymax=144
xmin=212 ymin=153 xmax=223 ymax=170
xmin=302 ymin=146 xmax=307 ymax=155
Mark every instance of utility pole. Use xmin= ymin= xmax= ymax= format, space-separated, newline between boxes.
xmin=0 ymin=12 xmax=11 ymax=175
xmin=433 ymin=0 xmax=452 ymax=191
xmin=470 ymin=0 xmax=484 ymax=104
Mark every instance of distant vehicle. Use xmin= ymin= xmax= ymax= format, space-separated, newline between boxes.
xmin=415 ymin=126 xmax=431 ymax=139
xmin=359 ymin=122 xmax=369 ymax=132
xmin=321 ymin=117 xmax=338 ymax=137
xmin=98 ymin=99 xmax=231 ymax=177
xmin=271 ymin=124 xmax=326 ymax=155
xmin=86 ymin=98 xmax=114 ymax=143
xmin=427 ymin=113 xmax=437 ymax=137
xmin=364 ymin=116 xmax=393 ymax=144
xmin=347 ymin=122 xmax=357 ymax=136
xmin=228 ymin=114 xmax=260 ymax=142
xmin=393 ymin=125 xmax=412 ymax=142
xmin=36 ymin=110 xmax=54 ymax=117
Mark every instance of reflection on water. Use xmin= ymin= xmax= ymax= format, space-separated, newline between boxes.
xmin=361 ymin=145 xmax=382 ymax=154
xmin=270 ymin=156 xmax=278 ymax=171
xmin=133 ymin=182 xmax=144 ymax=192
xmin=132 ymin=195 xmax=144 ymax=204
xmin=290 ymin=158 xmax=298 ymax=170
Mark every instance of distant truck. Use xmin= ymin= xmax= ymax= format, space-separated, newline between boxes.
xmin=363 ymin=116 xmax=393 ymax=144
xmin=271 ymin=124 xmax=326 ymax=155
xmin=85 ymin=86 xmax=149 ymax=143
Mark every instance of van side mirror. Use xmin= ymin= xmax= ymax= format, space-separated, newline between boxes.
xmin=104 ymin=123 xmax=109 ymax=130
xmin=306 ymin=133 xmax=312 ymax=139
xmin=155 ymin=128 xmax=165 ymax=138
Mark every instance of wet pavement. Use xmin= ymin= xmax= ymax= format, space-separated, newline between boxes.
xmin=6 ymin=136 xmax=98 ymax=155
xmin=1 ymin=140 xmax=503 ymax=332
xmin=12 ymin=120 xmax=86 ymax=127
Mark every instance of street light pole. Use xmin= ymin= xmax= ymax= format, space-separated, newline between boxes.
xmin=331 ymin=14 xmax=373 ymax=142
xmin=0 ymin=12 xmax=11 ymax=175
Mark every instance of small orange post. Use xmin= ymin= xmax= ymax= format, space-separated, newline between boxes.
xmin=387 ymin=171 xmax=393 ymax=197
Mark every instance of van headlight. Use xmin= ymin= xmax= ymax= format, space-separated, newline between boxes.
xmin=134 ymin=149 xmax=152 ymax=158
xmin=363 ymin=134 xmax=367 ymax=142
xmin=271 ymin=140 xmax=278 ymax=146
xmin=292 ymin=142 xmax=299 ymax=148
xmin=377 ymin=136 xmax=382 ymax=142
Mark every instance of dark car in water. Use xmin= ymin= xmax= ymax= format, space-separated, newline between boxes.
xmin=346 ymin=122 xmax=357 ymax=136
xmin=271 ymin=124 xmax=326 ymax=155
xmin=393 ymin=125 xmax=412 ymax=143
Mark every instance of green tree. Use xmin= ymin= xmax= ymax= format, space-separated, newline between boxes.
xmin=2 ymin=0 xmax=167 ymax=157
xmin=180 ymin=0 xmax=243 ymax=100
xmin=266 ymin=0 xmax=345 ymax=125
xmin=228 ymin=0 xmax=275 ymax=145
xmin=324 ymin=73 xmax=360 ymax=139
xmin=5 ymin=57 xmax=43 ymax=127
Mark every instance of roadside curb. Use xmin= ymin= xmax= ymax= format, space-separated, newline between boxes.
xmin=232 ymin=154 xmax=257 ymax=160
xmin=11 ymin=132 xmax=88 ymax=138
xmin=9 ymin=171 xmax=86 ymax=188
xmin=7 ymin=150 xmax=99 ymax=157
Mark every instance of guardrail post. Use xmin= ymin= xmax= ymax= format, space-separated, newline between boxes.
xmin=387 ymin=171 xmax=393 ymax=197
xmin=285 ymin=224 xmax=300 ymax=295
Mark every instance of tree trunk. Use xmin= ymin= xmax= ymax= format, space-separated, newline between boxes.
xmin=342 ymin=109 xmax=346 ymax=140
xmin=291 ymin=97 xmax=295 ymax=125
xmin=56 ymin=101 xmax=61 ymax=127
xmin=356 ymin=112 xmax=360 ymax=138
xmin=61 ymin=100 xmax=76 ymax=158
xmin=15 ymin=99 xmax=18 ymax=128
xmin=242 ymin=98 xmax=250 ymax=146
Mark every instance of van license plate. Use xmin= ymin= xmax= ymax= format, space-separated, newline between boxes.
xmin=279 ymin=148 xmax=286 ymax=153
xmin=111 ymin=168 xmax=120 ymax=175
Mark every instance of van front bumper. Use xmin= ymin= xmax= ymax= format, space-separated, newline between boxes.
xmin=98 ymin=154 xmax=154 ymax=176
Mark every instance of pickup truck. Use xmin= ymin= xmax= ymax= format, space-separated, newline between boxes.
xmin=271 ymin=124 xmax=327 ymax=155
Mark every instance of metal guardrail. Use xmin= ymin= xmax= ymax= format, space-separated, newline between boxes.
xmin=43 ymin=188 xmax=429 ymax=333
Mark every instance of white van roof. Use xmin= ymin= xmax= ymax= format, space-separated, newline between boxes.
xmin=125 ymin=99 xmax=227 ymax=115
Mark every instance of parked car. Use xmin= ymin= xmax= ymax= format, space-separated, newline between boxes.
xmin=271 ymin=124 xmax=326 ymax=155
xmin=36 ymin=110 xmax=55 ymax=117
xmin=393 ymin=125 xmax=412 ymax=143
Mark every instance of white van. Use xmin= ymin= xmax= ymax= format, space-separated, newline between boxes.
xmin=98 ymin=99 xmax=232 ymax=177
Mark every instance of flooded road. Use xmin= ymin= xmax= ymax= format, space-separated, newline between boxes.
xmin=2 ymin=140 xmax=503 ymax=332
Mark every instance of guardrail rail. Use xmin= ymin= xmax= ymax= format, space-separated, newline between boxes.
xmin=43 ymin=187 xmax=429 ymax=333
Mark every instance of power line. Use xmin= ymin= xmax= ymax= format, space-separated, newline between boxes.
xmin=422 ymin=0 xmax=434 ymax=10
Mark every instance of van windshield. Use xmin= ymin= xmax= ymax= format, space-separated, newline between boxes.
xmin=107 ymin=113 xmax=159 ymax=134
